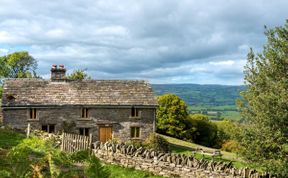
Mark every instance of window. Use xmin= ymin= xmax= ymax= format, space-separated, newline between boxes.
xmin=130 ymin=127 xmax=140 ymax=138
xmin=131 ymin=106 xmax=139 ymax=117
xmin=81 ymin=108 xmax=89 ymax=118
xmin=29 ymin=108 xmax=37 ymax=119
xmin=7 ymin=94 xmax=15 ymax=101
xmin=41 ymin=125 xmax=55 ymax=133
xmin=79 ymin=128 xmax=89 ymax=136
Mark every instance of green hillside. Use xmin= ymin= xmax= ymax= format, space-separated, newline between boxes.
xmin=152 ymin=84 xmax=245 ymax=107
xmin=152 ymin=84 xmax=245 ymax=121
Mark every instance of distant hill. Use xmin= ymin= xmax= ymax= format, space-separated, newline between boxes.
xmin=152 ymin=84 xmax=246 ymax=107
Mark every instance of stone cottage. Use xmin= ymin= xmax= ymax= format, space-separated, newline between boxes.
xmin=1 ymin=65 xmax=157 ymax=142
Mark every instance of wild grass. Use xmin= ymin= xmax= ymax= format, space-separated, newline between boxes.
xmin=159 ymin=134 xmax=248 ymax=168
xmin=106 ymin=164 xmax=163 ymax=178
xmin=0 ymin=128 xmax=25 ymax=149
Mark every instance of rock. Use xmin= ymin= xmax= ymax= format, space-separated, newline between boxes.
xmin=158 ymin=154 xmax=166 ymax=162
xmin=181 ymin=156 xmax=188 ymax=166
xmin=171 ymin=155 xmax=176 ymax=163
xmin=145 ymin=151 xmax=151 ymax=159
xmin=167 ymin=155 xmax=171 ymax=163
xmin=176 ymin=156 xmax=182 ymax=165
xmin=142 ymin=149 xmax=147 ymax=157
xmin=121 ymin=146 xmax=126 ymax=154
xmin=157 ymin=153 xmax=165 ymax=158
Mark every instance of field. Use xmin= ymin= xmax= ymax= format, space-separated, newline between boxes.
xmin=188 ymin=105 xmax=242 ymax=121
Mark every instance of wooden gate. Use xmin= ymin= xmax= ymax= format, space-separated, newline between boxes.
xmin=99 ymin=126 xmax=112 ymax=142
xmin=61 ymin=132 xmax=92 ymax=153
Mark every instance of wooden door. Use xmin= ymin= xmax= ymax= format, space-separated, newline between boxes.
xmin=99 ymin=126 xmax=112 ymax=142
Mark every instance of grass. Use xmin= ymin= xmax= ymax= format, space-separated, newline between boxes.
xmin=159 ymin=134 xmax=247 ymax=168
xmin=221 ymin=111 xmax=241 ymax=121
xmin=0 ymin=128 xmax=25 ymax=149
xmin=106 ymin=164 xmax=163 ymax=178
xmin=188 ymin=105 xmax=242 ymax=121
xmin=0 ymin=128 xmax=26 ymax=177
xmin=188 ymin=105 xmax=237 ymax=111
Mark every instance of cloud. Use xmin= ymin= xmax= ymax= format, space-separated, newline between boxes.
xmin=0 ymin=0 xmax=287 ymax=85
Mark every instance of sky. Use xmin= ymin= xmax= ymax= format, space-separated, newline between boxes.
xmin=0 ymin=0 xmax=287 ymax=85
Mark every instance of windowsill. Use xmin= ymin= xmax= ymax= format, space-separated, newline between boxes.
xmin=129 ymin=116 xmax=142 ymax=119
xmin=27 ymin=119 xmax=39 ymax=122
xmin=130 ymin=138 xmax=141 ymax=140
xmin=77 ymin=118 xmax=92 ymax=121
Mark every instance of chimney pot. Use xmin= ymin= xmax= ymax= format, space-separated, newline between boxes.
xmin=51 ymin=64 xmax=66 ymax=81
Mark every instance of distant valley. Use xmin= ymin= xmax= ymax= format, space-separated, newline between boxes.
xmin=152 ymin=84 xmax=246 ymax=121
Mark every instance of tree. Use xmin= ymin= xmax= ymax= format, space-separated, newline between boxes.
xmin=67 ymin=69 xmax=91 ymax=80
xmin=156 ymin=94 xmax=188 ymax=138
xmin=237 ymin=20 xmax=288 ymax=176
xmin=187 ymin=114 xmax=217 ymax=147
xmin=0 ymin=51 xmax=38 ymax=99
xmin=0 ymin=51 xmax=37 ymax=78
xmin=215 ymin=120 xmax=240 ymax=151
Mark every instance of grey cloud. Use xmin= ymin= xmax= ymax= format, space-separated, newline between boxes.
xmin=0 ymin=0 xmax=287 ymax=84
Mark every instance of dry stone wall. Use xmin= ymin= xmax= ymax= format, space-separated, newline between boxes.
xmin=92 ymin=142 xmax=272 ymax=178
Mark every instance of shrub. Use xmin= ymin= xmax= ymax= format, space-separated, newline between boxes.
xmin=144 ymin=133 xmax=170 ymax=152
xmin=125 ymin=140 xmax=143 ymax=148
xmin=221 ymin=140 xmax=240 ymax=153
xmin=70 ymin=150 xmax=90 ymax=162
xmin=84 ymin=154 xmax=110 ymax=178
xmin=187 ymin=114 xmax=218 ymax=147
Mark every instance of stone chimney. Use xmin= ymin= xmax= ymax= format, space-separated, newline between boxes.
xmin=51 ymin=64 xmax=66 ymax=81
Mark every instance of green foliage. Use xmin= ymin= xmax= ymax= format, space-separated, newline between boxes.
xmin=0 ymin=170 xmax=10 ymax=178
xmin=84 ymin=154 xmax=110 ymax=178
xmin=144 ymin=133 xmax=170 ymax=152
xmin=2 ymin=136 xmax=110 ymax=177
xmin=0 ymin=85 xmax=3 ymax=98
xmin=156 ymin=94 xmax=188 ymax=138
xmin=0 ymin=128 xmax=25 ymax=149
xmin=237 ymin=20 xmax=288 ymax=177
xmin=186 ymin=114 xmax=217 ymax=147
xmin=70 ymin=150 xmax=90 ymax=162
xmin=62 ymin=121 xmax=76 ymax=133
xmin=221 ymin=140 xmax=240 ymax=153
xmin=0 ymin=51 xmax=38 ymax=78
xmin=107 ymin=164 xmax=163 ymax=178
xmin=125 ymin=140 xmax=143 ymax=148
xmin=6 ymin=137 xmax=51 ymax=177
xmin=214 ymin=120 xmax=240 ymax=149
xmin=67 ymin=69 xmax=91 ymax=80
xmin=9 ymin=137 xmax=52 ymax=160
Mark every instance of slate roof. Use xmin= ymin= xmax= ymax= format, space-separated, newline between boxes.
xmin=1 ymin=79 xmax=158 ymax=107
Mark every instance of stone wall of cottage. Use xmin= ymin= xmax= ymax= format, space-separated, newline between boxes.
xmin=93 ymin=142 xmax=272 ymax=178
xmin=0 ymin=107 xmax=3 ymax=123
xmin=2 ymin=107 xmax=155 ymax=142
